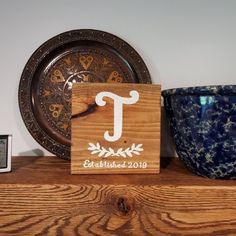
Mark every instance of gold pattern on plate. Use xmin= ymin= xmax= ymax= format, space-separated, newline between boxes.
xmin=103 ymin=58 xmax=109 ymax=65
xmin=79 ymin=55 xmax=93 ymax=70
xmin=63 ymin=56 xmax=72 ymax=66
xmin=43 ymin=89 xmax=51 ymax=97
xmin=60 ymin=123 xmax=69 ymax=130
xmin=49 ymin=104 xmax=63 ymax=118
xmin=82 ymin=74 xmax=90 ymax=82
xmin=107 ymin=71 xmax=123 ymax=83
xmin=51 ymin=69 xmax=65 ymax=83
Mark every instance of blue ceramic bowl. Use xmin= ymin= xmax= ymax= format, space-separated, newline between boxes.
xmin=162 ymin=85 xmax=236 ymax=179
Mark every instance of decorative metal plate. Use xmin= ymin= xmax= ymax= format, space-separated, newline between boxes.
xmin=18 ymin=29 xmax=152 ymax=160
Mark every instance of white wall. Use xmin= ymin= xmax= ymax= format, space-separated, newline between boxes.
xmin=0 ymin=0 xmax=235 ymax=156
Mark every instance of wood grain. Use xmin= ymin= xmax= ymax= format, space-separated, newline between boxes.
xmin=0 ymin=156 xmax=236 ymax=235
xmin=71 ymin=83 xmax=161 ymax=174
xmin=0 ymin=185 xmax=236 ymax=235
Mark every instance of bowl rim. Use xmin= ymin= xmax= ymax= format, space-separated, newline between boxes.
xmin=162 ymin=85 xmax=236 ymax=96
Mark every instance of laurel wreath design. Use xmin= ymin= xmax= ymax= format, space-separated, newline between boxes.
xmin=88 ymin=142 xmax=144 ymax=158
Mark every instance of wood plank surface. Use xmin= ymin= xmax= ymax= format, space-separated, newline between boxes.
xmin=71 ymin=83 xmax=161 ymax=174
xmin=0 ymin=156 xmax=236 ymax=235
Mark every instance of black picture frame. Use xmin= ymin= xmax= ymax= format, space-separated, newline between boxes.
xmin=0 ymin=135 xmax=12 ymax=173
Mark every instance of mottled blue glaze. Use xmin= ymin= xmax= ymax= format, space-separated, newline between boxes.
xmin=162 ymin=85 xmax=236 ymax=179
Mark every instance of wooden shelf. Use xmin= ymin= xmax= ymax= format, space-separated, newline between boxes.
xmin=0 ymin=156 xmax=236 ymax=235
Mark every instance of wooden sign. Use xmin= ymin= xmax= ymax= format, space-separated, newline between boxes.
xmin=71 ymin=83 xmax=161 ymax=174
